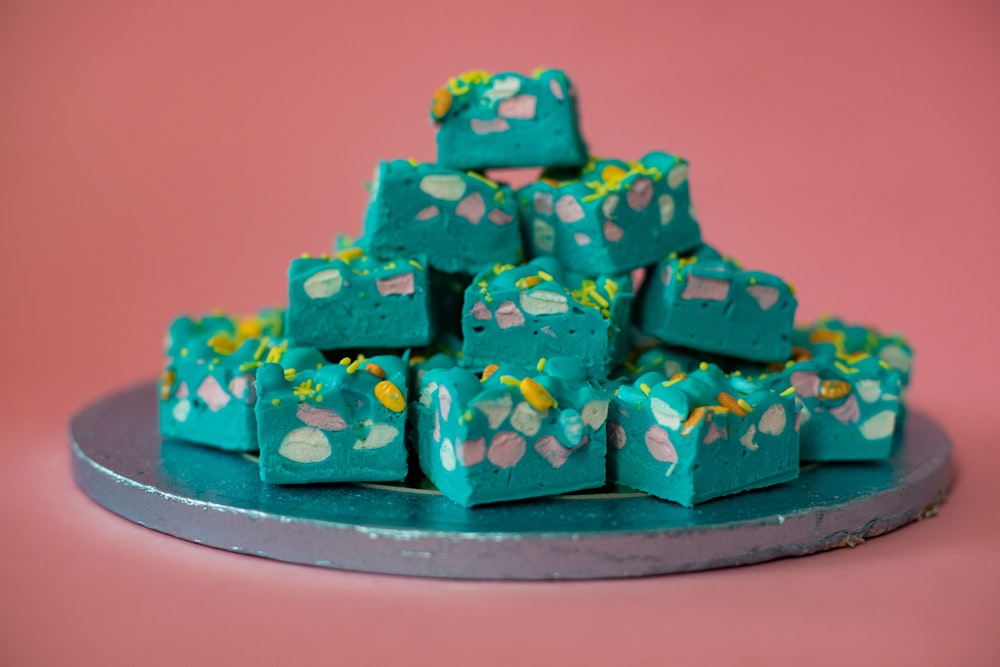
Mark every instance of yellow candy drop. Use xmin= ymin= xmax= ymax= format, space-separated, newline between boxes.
xmin=520 ymin=377 xmax=554 ymax=411
xmin=375 ymin=380 xmax=405 ymax=413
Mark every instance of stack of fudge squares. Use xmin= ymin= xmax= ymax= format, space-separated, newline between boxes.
xmin=159 ymin=69 xmax=914 ymax=507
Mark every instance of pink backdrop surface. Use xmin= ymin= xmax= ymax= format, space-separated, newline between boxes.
xmin=2 ymin=1 xmax=999 ymax=664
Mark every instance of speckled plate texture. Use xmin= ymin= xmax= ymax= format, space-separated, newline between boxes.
xmin=70 ymin=382 xmax=951 ymax=580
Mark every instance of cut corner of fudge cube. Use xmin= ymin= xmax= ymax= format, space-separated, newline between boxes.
xmin=414 ymin=360 xmax=610 ymax=506
xmin=607 ymin=363 xmax=800 ymax=506
xmin=517 ymin=152 xmax=702 ymax=275
xmin=429 ymin=69 xmax=588 ymax=171
xmin=159 ymin=309 xmax=287 ymax=452
xmin=285 ymin=247 xmax=436 ymax=351
xmin=254 ymin=353 xmax=410 ymax=484
xmin=459 ymin=258 xmax=634 ymax=379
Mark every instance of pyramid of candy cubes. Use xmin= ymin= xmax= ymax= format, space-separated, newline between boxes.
xmin=159 ymin=69 xmax=914 ymax=507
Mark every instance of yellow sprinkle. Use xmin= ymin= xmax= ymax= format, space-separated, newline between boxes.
xmin=878 ymin=360 xmax=891 ymax=370
xmin=283 ymin=368 xmax=297 ymax=380
xmin=463 ymin=409 xmax=474 ymax=423
xmin=717 ymin=392 xmax=746 ymax=417
xmin=499 ymin=375 xmax=522 ymax=387
xmin=375 ymin=380 xmax=406 ymax=412
xmin=639 ymin=383 xmax=651 ymax=396
xmin=365 ymin=362 xmax=386 ymax=379
xmin=264 ymin=340 xmax=287 ymax=364
xmin=271 ymin=398 xmax=281 ymax=406
xmin=408 ymin=259 xmax=424 ymax=271
xmin=481 ymin=364 xmax=500 ymax=381
xmin=749 ymin=276 xmax=757 ymax=285
xmin=320 ymin=253 xmax=330 ymax=261
xmin=536 ymin=358 xmax=547 ymax=372
xmin=737 ymin=398 xmax=754 ymax=414
xmin=699 ymin=362 xmax=710 ymax=371
xmin=663 ymin=372 xmax=687 ymax=388
xmin=339 ymin=357 xmax=352 ymax=366
xmin=780 ymin=387 xmax=797 ymax=397
xmin=180 ymin=348 xmax=189 ymax=357
xmin=520 ymin=377 xmax=555 ymax=411
xmin=301 ymin=253 xmax=311 ymax=259
xmin=347 ymin=359 xmax=361 ymax=374
xmin=409 ymin=355 xmax=427 ymax=365
xmin=253 ymin=337 xmax=270 ymax=361
xmin=517 ymin=275 xmax=542 ymax=290
xmin=466 ymin=171 xmax=499 ymax=189
xmin=208 ymin=333 xmax=237 ymax=355
xmin=336 ymin=247 xmax=364 ymax=262
xmin=315 ymin=395 xmax=323 ymax=403
xmin=537 ymin=270 xmax=554 ymax=282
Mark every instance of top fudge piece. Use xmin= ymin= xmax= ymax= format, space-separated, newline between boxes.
xmin=636 ymin=246 xmax=797 ymax=363
xmin=461 ymin=257 xmax=633 ymax=379
xmin=286 ymin=247 xmax=435 ymax=350
xmin=362 ymin=160 xmax=521 ymax=274
xmin=519 ymin=153 xmax=702 ymax=275
xmin=430 ymin=69 xmax=587 ymax=171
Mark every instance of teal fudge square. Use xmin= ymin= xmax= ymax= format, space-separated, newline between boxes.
xmin=415 ymin=360 xmax=609 ymax=507
xmin=518 ymin=152 xmax=702 ymax=275
xmin=256 ymin=354 xmax=409 ymax=484
xmin=363 ymin=160 xmax=522 ymax=275
xmin=607 ymin=364 xmax=800 ymax=507
xmin=460 ymin=257 xmax=633 ymax=379
xmin=431 ymin=69 xmax=587 ymax=171
xmin=286 ymin=249 xmax=435 ymax=350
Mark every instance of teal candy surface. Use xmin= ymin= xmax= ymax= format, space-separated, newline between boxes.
xmin=637 ymin=246 xmax=797 ymax=362
xmin=754 ymin=354 xmax=903 ymax=461
xmin=432 ymin=70 xmax=587 ymax=170
xmin=460 ymin=257 xmax=633 ymax=378
xmin=159 ymin=311 xmax=288 ymax=452
xmin=518 ymin=152 xmax=702 ymax=275
xmin=415 ymin=362 xmax=609 ymax=506
xmin=255 ymin=355 xmax=409 ymax=484
xmin=362 ymin=160 xmax=522 ymax=274
xmin=607 ymin=364 xmax=800 ymax=506
xmin=286 ymin=250 xmax=436 ymax=350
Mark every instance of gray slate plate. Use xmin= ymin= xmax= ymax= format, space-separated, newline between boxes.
xmin=70 ymin=382 xmax=951 ymax=579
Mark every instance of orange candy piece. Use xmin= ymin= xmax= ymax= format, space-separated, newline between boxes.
xmin=431 ymin=88 xmax=452 ymax=119
xmin=716 ymin=391 xmax=747 ymax=418
xmin=820 ymin=379 xmax=852 ymax=400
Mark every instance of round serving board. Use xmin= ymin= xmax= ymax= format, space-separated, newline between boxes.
xmin=70 ymin=382 xmax=951 ymax=580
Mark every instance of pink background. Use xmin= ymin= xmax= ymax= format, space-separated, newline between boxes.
xmin=2 ymin=1 xmax=999 ymax=664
